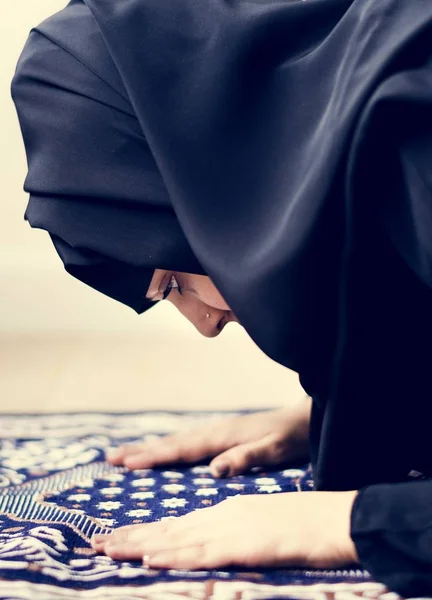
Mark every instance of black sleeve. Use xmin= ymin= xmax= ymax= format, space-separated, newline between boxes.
xmin=347 ymin=43 xmax=432 ymax=597
xmin=351 ymin=479 xmax=432 ymax=596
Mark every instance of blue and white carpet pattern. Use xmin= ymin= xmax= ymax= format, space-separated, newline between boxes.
xmin=0 ymin=412 xmax=395 ymax=599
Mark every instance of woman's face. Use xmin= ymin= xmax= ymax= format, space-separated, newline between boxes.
xmin=146 ymin=270 xmax=239 ymax=338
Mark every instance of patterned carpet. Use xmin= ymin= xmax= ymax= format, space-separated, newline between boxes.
xmin=0 ymin=411 xmax=395 ymax=599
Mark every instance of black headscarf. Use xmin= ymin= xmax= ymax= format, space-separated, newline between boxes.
xmin=12 ymin=2 xmax=432 ymax=593
xmin=12 ymin=0 xmax=432 ymax=489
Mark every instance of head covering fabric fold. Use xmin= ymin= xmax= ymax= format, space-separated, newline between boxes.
xmin=11 ymin=0 xmax=432 ymax=492
xmin=11 ymin=16 xmax=206 ymax=315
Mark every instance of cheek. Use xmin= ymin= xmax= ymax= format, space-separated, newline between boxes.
xmin=177 ymin=274 xmax=231 ymax=311
xmin=196 ymin=287 xmax=231 ymax=311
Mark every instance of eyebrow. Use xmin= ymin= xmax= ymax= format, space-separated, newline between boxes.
xmin=146 ymin=280 xmax=200 ymax=302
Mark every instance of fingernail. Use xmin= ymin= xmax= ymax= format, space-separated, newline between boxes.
xmin=215 ymin=462 xmax=230 ymax=478
xmin=144 ymin=552 xmax=170 ymax=568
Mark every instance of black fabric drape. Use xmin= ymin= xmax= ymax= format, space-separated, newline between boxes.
xmin=12 ymin=25 xmax=205 ymax=311
xmin=352 ymin=481 xmax=432 ymax=597
xmin=11 ymin=0 xmax=432 ymax=594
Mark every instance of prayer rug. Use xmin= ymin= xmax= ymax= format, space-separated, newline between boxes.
xmin=0 ymin=411 xmax=405 ymax=599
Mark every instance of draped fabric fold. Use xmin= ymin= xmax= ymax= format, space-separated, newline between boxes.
xmin=12 ymin=24 xmax=205 ymax=312
xmin=11 ymin=0 xmax=432 ymax=593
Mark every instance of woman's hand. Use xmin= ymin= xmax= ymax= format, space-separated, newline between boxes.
xmin=106 ymin=399 xmax=311 ymax=477
xmin=92 ymin=490 xmax=359 ymax=570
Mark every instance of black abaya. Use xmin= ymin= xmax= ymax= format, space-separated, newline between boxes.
xmin=10 ymin=0 xmax=432 ymax=594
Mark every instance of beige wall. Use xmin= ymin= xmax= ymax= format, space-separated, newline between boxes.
xmin=2 ymin=1 xmax=67 ymax=258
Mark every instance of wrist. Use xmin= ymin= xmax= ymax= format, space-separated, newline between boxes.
xmin=341 ymin=490 xmax=360 ymax=563
xmin=281 ymin=394 xmax=311 ymax=425
xmin=277 ymin=397 xmax=311 ymax=461
xmin=287 ymin=395 xmax=311 ymax=442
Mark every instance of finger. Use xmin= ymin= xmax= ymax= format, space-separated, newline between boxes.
xmin=146 ymin=530 xmax=299 ymax=570
xmin=146 ymin=541 xmax=234 ymax=570
xmin=106 ymin=444 xmax=151 ymax=465
xmin=122 ymin=427 xmax=237 ymax=470
xmin=107 ymin=415 xmax=245 ymax=469
xmin=103 ymin=523 xmax=203 ymax=561
xmin=99 ymin=520 xmax=175 ymax=550
xmin=91 ymin=524 xmax=142 ymax=551
xmin=91 ymin=533 xmax=112 ymax=552
xmin=210 ymin=434 xmax=286 ymax=477
xmin=104 ymin=534 xmax=188 ymax=561
xmin=107 ymin=509 xmax=212 ymax=546
xmin=100 ymin=507 xmax=217 ymax=559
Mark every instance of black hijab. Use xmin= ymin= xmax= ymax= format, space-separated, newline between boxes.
xmin=12 ymin=0 xmax=432 ymax=490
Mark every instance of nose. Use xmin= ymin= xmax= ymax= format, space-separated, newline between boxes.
xmin=167 ymin=292 xmax=239 ymax=339
xmin=197 ymin=311 xmax=240 ymax=338
xmin=196 ymin=312 xmax=226 ymax=338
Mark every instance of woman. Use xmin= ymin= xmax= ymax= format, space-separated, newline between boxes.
xmin=11 ymin=0 xmax=432 ymax=594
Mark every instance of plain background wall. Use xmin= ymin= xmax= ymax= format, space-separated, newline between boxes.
xmin=1 ymin=1 xmax=304 ymax=411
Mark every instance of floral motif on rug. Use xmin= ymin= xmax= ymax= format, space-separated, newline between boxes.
xmin=0 ymin=412 xmax=395 ymax=599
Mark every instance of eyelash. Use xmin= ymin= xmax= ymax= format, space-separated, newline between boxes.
xmin=162 ymin=275 xmax=181 ymax=300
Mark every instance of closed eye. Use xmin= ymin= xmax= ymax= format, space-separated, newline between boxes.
xmin=162 ymin=276 xmax=181 ymax=299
